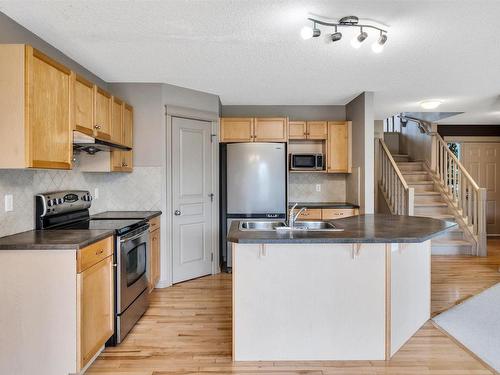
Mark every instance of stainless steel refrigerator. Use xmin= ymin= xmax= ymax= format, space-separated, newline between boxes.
xmin=221 ymin=143 xmax=287 ymax=270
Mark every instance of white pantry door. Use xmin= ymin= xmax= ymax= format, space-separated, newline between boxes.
xmin=462 ymin=143 xmax=500 ymax=235
xmin=172 ymin=117 xmax=213 ymax=283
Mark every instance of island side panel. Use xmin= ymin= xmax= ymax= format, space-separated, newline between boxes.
xmin=390 ymin=241 xmax=431 ymax=356
xmin=232 ymin=243 xmax=387 ymax=361
xmin=0 ymin=249 xmax=77 ymax=375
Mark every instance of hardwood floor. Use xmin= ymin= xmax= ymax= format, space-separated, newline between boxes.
xmin=88 ymin=239 xmax=500 ymax=375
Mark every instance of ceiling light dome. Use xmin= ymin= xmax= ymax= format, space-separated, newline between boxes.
xmin=420 ymin=100 xmax=442 ymax=109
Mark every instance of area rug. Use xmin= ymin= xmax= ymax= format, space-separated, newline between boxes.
xmin=432 ymin=282 xmax=500 ymax=373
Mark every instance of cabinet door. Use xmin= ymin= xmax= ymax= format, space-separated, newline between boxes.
xmin=291 ymin=208 xmax=322 ymax=221
xmin=327 ymin=121 xmax=351 ymax=173
xmin=254 ymin=117 xmax=288 ymax=142
xmin=288 ymin=121 xmax=307 ymax=139
xmin=121 ymin=151 xmax=133 ymax=172
xmin=94 ymin=87 xmax=112 ymax=140
xmin=123 ymin=104 xmax=133 ymax=148
xmin=27 ymin=47 xmax=72 ymax=169
xmin=307 ymin=121 xmax=327 ymax=140
xmin=322 ymin=208 xmax=359 ymax=220
xmin=220 ymin=118 xmax=253 ymax=142
xmin=110 ymin=97 xmax=123 ymax=145
xmin=149 ymin=228 xmax=160 ymax=292
xmin=77 ymin=255 xmax=113 ymax=371
xmin=74 ymin=75 xmax=94 ymax=136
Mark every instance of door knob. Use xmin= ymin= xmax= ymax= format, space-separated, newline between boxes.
xmin=174 ymin=210 xmax=181 ymax=216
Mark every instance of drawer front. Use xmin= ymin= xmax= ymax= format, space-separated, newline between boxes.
xmin=77 ymin=236 xmax=114 ymax=273
xmin=322 ymin=208 xmax=358 ymax=220
xmin=293 ymin=208 xmax=322 ymax=221
xmin=149 ymin=216 xmax=160 ymax=232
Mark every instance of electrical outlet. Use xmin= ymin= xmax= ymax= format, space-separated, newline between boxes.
xmin=94 ymin=188 xmax=99 ymax=199
xmin=4 ymin=194 xmax=13 ymax=212
xmin=316 ymin=184 xmax=321 ymax=192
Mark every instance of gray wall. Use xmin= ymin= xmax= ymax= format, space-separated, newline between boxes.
xmin=221 ymin=105 xmax=346 ymax=120
xmin=0 ymin=11 xmax=107 ymax=88
xmin=109 ymin=82 xmax=220 ymax=167
xmin=346 ymin=92 xmax=375 ymax=214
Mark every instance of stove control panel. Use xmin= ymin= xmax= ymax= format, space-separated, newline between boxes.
xmin=36 ymin=190 xmax=92 ymax=217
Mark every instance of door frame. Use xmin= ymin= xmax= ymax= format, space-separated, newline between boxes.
xmin=160 ymin=105 xmax=220 ymax=287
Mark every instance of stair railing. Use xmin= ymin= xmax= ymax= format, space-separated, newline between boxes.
xmin=378 ymin=139 xmax=414 ymax=215
xmin=432 ymin=133 xmax=487 ymax=255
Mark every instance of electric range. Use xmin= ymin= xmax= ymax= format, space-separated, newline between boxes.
xmin=35 ymin=190 xmax=150 ymax=345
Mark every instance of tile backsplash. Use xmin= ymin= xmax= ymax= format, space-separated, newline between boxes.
xmin=0 ymin=166 xmax=162 ymax=237
xmin=289 ymin=173 xmax=346 ymax=203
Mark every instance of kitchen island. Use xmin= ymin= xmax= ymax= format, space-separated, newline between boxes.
xmin=228 ymin=214 xmax=454 ymax=361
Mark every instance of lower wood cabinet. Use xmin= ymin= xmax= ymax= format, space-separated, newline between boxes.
xmin=290 ymin=207 xmax=359 ymax=221
xmin=292 ymin=208 xmax=323 ymax=221
xmin=148 ymin=216 xmax=161 ymax=292
xmin=76 ymin=236 xmax=114 ymax=371
xmin=322 ymin=208 xmax=359 ymax=220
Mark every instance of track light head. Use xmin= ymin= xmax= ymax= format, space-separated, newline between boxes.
xmin=372 ymin=33 xmax=388 ymax=53
xmin=331 ymin=32 xmax=342 ymax=42
xmin=331 ymin=25 xmax=342 ymax=42
xmin=351 ymin=29 xmax=368 ymax=49
xmin=301 ymin=24 xmax=321 ymax=40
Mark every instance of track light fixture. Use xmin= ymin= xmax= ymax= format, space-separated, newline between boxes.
xmin=301 ymin=15 xmax=388 ymax=52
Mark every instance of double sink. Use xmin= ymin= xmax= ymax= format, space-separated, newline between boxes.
xmin=239 ymin=221 xmax=344 ymax=232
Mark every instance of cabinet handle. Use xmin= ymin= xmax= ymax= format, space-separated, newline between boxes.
xmin=94 ymin=124 xmax=102 ymax=130
xmin=95 ymin=249 xmax=104 ymax=255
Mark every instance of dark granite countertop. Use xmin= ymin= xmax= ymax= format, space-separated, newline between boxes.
xmin=289 ymin=202 xmax=360 ymax=209
xmin=92 ymin=211 xmax=162 ymax=220
xmin=228 ymin=214 xmax=456 ymax=244
xmin=0 ymin=229 xmax=114 ymax=250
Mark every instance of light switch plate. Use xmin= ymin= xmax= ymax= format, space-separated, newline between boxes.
xmin=315 ymin=184 xmax=321 ymax=192
xmin=4 ymin=194 xmax=13 ymax=212
xmin=94 ymin=188 xmax=99 ymax=199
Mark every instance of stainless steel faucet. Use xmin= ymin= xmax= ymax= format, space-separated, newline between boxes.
xmin=289 ymin=203 xmax=307 ymax=229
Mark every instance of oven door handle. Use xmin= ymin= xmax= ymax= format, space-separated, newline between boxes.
xmin=119 ymin=226 xmax=149 ymax=243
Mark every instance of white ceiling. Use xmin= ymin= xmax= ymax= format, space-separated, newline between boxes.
xmin=1 ymin=0 xmax=500 ymax=124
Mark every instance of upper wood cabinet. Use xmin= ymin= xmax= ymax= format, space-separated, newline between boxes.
xmin=254 ymin=118 xmax=288 ymax=142
xmin=0 ymin=44 xmax=73 ymax=169
xmin=288 ymin=121 xmax=307 ymax=139
xmin=307 ymin=121 xmax=328 ymax=140
xmin=111 ymin=103 xmax=133 ymax=172
xmin=110 ymin=96 xmax=123 ymax=144
xmin=74 ymin=75 xmax=94 ymax=136
xmin=288 ymin=121 xmax=327 ymax=140
xmin=327 ymin=121 xmax=352 ymax=173
xmin=94 ymin=87 xmax=112 ymax=140
xmin=220 ymin=117 xmax=254 ymax=142
xmin=220 ymin=117 xmax=287 ymax=143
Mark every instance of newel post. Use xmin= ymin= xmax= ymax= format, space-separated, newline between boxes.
xmin=477 ymin=188 xmax=487 ymax=256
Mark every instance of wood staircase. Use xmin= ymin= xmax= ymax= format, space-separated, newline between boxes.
xmin=396 ymin=156 xmax=475 ymax=255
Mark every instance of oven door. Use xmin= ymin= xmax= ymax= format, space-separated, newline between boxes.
xmin=118 ymin=225 xmax=149 ymax=313
xmin=291 ymin=154 xmax=316 ymax=170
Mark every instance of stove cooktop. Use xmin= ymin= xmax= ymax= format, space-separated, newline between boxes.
xmin=59 ymin=219 xmax=147 ymax=235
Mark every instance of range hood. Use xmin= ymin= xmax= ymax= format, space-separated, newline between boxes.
xmin=73 ymin=131 xmax=131 ymax=154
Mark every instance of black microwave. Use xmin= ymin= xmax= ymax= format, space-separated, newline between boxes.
xmin=290 ymin=153 xmax=324 ymax=170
